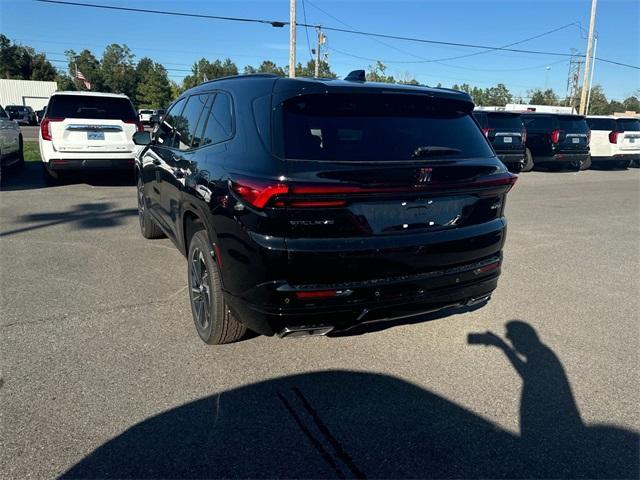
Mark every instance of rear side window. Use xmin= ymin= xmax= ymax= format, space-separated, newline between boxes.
xmin=617 ymin=118 xmax=640 ymax=131
xmin=486 ymin=113 xmax=523 ymax=130
xmin=46 ymin=95 xmax=137 ymax=120
xmin=522 ymin=115 xmax=554 ymax=130
xmin=280 ymin=93 xmax=492 ymax=161
xmin=558 ymin=116 xmax=589 ymax=133
xmin=199 ymin=92 xmax=233 ymax=146
xmin=587 ymin=118 xmax=616 ymax=130
xmin=157 ymin=97 xmax=186 ymax=148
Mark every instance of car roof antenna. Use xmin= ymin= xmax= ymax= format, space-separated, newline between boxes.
xmin=345 ymin=70 xmax=366 ymax=82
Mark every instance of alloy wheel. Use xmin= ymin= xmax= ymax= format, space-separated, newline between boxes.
xmin=190 ymin=247 xmax=212 ymax=331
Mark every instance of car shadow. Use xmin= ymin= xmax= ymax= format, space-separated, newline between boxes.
xmin=62 ymin=321 xmax=638 ymax=479
xmin=0 ymin=202 xmax=137 ymax=237
xmin=0 ymin=162 xmax=135 ymax=192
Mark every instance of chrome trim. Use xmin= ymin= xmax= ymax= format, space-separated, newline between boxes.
xmin=66 ymin=124 xmax=123 ymax=132
xmin=494 ymin=132 xmax=522 ymax=137
xmin=277 ymin=326 xmax=335 ymax=338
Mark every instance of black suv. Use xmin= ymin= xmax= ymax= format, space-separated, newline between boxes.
xmin=133 ymin=73 xmax=517 ymax=344
xmin=473 ymin=111 xmax=527 ymax=173
xmin=521 ymin=113 xmax=590 ymax=171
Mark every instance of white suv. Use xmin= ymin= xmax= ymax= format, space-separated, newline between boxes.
xmin=586 ymin=115 xmax=640 ymax=169
xmin=39 ymin=91 xmax=143 ymax=181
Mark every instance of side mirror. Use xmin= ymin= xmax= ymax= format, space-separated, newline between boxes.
xmin=133 ymin=131 xmax=152 ymax=146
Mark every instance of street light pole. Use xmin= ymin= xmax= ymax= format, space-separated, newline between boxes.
xmin=289 ymin=0 xmax=296 ymax=78
xmin=579 ymin=0 xmax=597 ymax=114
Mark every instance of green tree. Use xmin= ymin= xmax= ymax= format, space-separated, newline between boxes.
xmin=608 ymin=100 xmax=625 ymax=114
xmin=484 ymin=83 xmax=512 ymax=106
xmin=0 ymin=34 xmax=56 ymax=80
xmin=55 ymin=73 xmax=76 ymax=91
xmin=101 ymin=44 xmax=136 ymax=97
xmin=66 ymin=48 xmax=103 ymax=91
xmin=294 ymin=59 xmax=337 ymax=78
xmin=182 ymin=58 xmax=239 ymax=89
xmin=622 ymin=96 xmax=640 ymax=113
xmin=528 ymin=88 xmax=559 ymax=105
xmin=135 ymin=57 xmax=171 ymax=109
xmin=30 ymin=53 xmax=57 ymax=80
xmin=366 ymin=61 xmax=395 ymax=83
xmin=244 ymin=60 xmax=286 ymax=76
xmin=581 ymin=85 xmax=609 ymax=114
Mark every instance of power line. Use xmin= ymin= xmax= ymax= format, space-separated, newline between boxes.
xmin=34 ymin=0 xmax=640 ymax=70
xmin=300 ymin=0 xmax=314 ymax=61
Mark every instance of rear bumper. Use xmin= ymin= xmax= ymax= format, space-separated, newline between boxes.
xmin=225 ymin=254 xmax=502 ymax=336
xmin=47 ymin=158 xmax=135 ymax=170
xmin=592 ymin=153 xmax=640 ymax=164
xmin=535 ymin=152 xmax=589 ymax=164
xmin=496 ymin=153 xmax=525 ymax=166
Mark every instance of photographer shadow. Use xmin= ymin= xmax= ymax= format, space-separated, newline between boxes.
xmin=62 ymin=321 xmax=638 ymax=479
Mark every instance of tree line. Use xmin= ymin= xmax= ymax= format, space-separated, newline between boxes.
xmin=1 ymin=35 xmax=638 ymax=115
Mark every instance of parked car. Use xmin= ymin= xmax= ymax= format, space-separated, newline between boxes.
xmin=586 ymin=116 xmax=640 ymax=169
xmin=473 ymin=111 xmax=527 ymax=172
xmin=39 ymin=91 xmax=143 ymax=181
xmin=138 ymin=109 xmax=154 ymax=125
xmin=35 ymin=108 xmax=46 ymax=124
xmin=0 ymin=105 xmax=24 ymax=169
xmin=5 ymin=105 xmax=37 ymax=125
xmin=133 ymin=72 xmax=517 ymax=344
xmin=521 ymin=113 xmax=591 ymax=171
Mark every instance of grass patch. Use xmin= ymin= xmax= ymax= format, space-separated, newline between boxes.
xmin=23 ymin=140 xmax=41 ymax=162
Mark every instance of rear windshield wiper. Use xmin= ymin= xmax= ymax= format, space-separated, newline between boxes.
xmin=411 ymin=146 xmax=462 ymax=159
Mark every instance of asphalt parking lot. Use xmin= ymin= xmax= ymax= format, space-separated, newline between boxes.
xmin=1 ymin=165 xmax=639 ymax=478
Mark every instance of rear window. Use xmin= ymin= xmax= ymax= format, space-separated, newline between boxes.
xmin=139 ymin=109 xmax=154 ymax=114
xmin=522 ymin=115 xmax=554 ymax=130
xmin=486 ymin=113 xmax=523 ymax=130
xmin=281 ymin=93 xmax=492 ymax=161
xmin=587 ymin=118 xmax=616 ymax=130
xmin=558 ymin=116 xmax=589 ymax=133
xmin=47 ymin=95 xmax=137 ymax=120
xmin=617 ymin=118 xmax=640 ymax=131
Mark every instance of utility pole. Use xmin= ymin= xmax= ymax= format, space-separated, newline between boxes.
xmin=585 ymin=34 xmax=598 ymax=115
xmin=314 ymin=27 xmax=326 ymax=78
xmin=566 ymin=49 xmax=583 ymax=111
xmin=579 ymin=0 xmax=597 ymax=114
xmin=289 ymin=0 xmax=296 ymax=78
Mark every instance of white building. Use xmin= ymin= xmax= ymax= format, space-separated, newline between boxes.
xmin=0 ymin=79 xmax=58 ymax=110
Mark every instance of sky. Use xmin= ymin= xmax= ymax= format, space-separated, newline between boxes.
xmin=1 ymin=0 xmax=639 ymax=101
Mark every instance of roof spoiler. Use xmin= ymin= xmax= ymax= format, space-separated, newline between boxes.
xmin=344 ymin=70 xmax=366 ymax=82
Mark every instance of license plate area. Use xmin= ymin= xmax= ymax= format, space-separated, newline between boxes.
xmin=503 ymin=137 xmax=512 ymax=143
xmin=572 ymin=137 xmax=580 ymax=144
xmin=87 ymin=131 xmax=105 ymax=141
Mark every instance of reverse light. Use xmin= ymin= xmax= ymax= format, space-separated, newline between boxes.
xmin=609 ymin=131 xmax=622 ymax=144
xmin=40 ymin=117 xmax=64 ymax=141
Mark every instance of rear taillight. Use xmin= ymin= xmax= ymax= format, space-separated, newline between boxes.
xmin=521 ymin=129 xmax=527 ymax=143
xmin=124 ymin=119 xmax=145 ymax=132
xmin=550 ymin=129 xmax=561 ymax=144
xmin=609 ymin=131 xmax=622 ymax=144
xmin=482 ymin=127 xmax=495 ymax=138
xmin=40 ymin=117 xmax=64 ymax=141
xmin=231 ymin=172 xmax=518 ymax=210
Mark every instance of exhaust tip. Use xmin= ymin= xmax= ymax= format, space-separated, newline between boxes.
xmin=278 ymin=326 xmax=334 ymax=338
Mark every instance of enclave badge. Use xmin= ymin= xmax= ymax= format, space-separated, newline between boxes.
xmin=417 ymin=167 xmax=433 ymax=184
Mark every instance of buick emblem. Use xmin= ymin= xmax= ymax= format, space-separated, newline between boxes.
xmin=416 ymin=167 xmax=433 ymax=184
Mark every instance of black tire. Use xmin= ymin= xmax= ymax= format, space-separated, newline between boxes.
xmin=188 ymin=230 xmax=246 ymax=344
xmin=569 ymin=159 xmax=583 ymax=172
xmin=521 ymin=149 xmax=534 ymax=172
xmin=580 ymin=155 xmax=591 ymax=171
xmin=617 ymin=160 xmax=631 ymax=169
xmin=16 ymin=136 xmax=25 ymax=169
xmin=136 ymin=175 xmax=165 ymax=239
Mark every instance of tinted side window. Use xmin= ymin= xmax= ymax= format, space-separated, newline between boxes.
xmin=157 ymin=97 xmax=186 ymax=148
xmin=522 ymin=115 xmax=554 ymax=130
xmin=487 ymin=114 xmax=523 ymax=130
xmin=558 ymin=116 xmax=589 ymax=133
xmin=173 ymin=94 xmax=210 ymax=151
xmin=200 ymin=93 xmax=233 ymax=146
xmin=587 ymin=118 xmax=616 ymax=130
xmin=617 ymin=118 xmax=640 ymax=131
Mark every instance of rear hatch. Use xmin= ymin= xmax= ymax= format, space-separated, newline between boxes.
xmin=484 ymin=112 xmax=525 ymax=153
xmin=557 ymin=115 xmax=589 ymax=152
xmin=44 ymin=95 xmax=140 ymax=154
xmin=616 ymin=118 xmax=640 ymax=151
xmin=236 ymin=88 xmax=514 ymax=285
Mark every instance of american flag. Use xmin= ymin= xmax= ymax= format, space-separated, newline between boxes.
xmin=75 ymin=65 xmax=91 ymax=90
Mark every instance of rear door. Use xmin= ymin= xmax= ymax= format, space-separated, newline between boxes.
xmin=557 ymin=115 xmax=589 ymax=153
xmin=263 ymin=91 xmax=512 ymax=284
xmin=45 ymin=95 xmax=139 ymax=156
xmin=616 ymin=118 xmax=640 ymax=152
xmin=586 ymin=117 xmax=616 ymax=157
